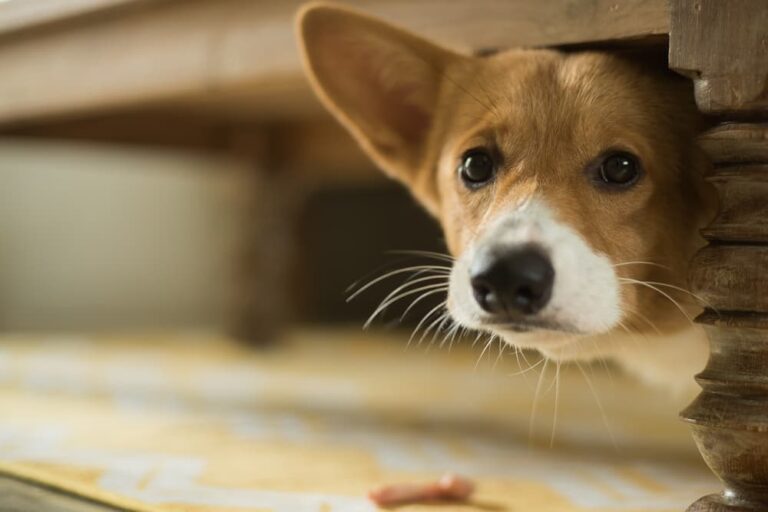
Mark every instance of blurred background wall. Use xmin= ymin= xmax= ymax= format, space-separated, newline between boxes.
xmin=0 ymin=139 xmax=444 ymax=334
xmin=0 ymin=0 xmax=459 ymax=338
xmin=0 ymin=140 xmax=244 ymax=332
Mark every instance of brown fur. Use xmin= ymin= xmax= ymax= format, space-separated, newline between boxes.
xmin=297 ymin=3 xmax=718 ymax=385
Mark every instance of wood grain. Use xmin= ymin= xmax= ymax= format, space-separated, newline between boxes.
xmin=690 ymin=245 xmax=768 ymax=312
xmin=670 ymin=0 xmax=768 ymax=114
xmin=698 ymin=124 xmax=768 ymax=164
xmin=695 ymin=314 xmax=768 ymax=397
xmin=701 ymin=165 xmax=768 ymax=241
xmin=671 ymin=2 xmax=768 ymax=509
xmin=0 ymin=0 xmax=668 ymax=127
xmin=683 ymin=320 xmax=768 ymax=512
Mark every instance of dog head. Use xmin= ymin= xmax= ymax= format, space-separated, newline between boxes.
xmin=297 ymin=4 xmax=716 ymax=363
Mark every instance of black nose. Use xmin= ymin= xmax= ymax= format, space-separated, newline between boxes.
xmin=470 ymin=246 xmax=555 ymax=316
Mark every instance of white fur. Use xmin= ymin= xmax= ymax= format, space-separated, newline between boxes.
xmin=448 ymin=198 xmax=621 ymax=350
xmin=612 ymin=326 xmax=709 ymax=397
xmin=447 ymin=197 xmax=710 ymax=393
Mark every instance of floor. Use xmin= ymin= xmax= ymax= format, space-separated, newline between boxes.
xmin=0 ymin=328 xmax=716 ymax=511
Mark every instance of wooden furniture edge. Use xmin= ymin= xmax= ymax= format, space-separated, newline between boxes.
xmin=670 ymin=1 xmax=768 ymax=510
xmin=0 ymin=0 xmax=669 ymax=128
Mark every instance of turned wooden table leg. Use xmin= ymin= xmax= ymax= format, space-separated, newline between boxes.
xmin=684 ymin=125 xmax=768 ymax=511
xmin=669 ymin=1 xmax=768 ymax=510
xmin=227 ymin=128 xmax=304 ymax=344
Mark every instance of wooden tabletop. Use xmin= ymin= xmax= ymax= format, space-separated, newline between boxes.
xmin=0 ymin=0 xmax=669 ymax=131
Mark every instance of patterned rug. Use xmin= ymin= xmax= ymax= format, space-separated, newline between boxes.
xmin=0 ymin=329 xmax=716 ymax=511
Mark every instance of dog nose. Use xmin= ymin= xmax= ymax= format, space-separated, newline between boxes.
xmin=470 ymin=247 xmax=555 ymax=316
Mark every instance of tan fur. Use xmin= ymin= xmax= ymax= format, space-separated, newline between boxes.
xmin=297 ymin=3 xmax=718 ymax=390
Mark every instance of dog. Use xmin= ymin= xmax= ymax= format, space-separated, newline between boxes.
xmin=296 ymin=3 xmax=717 ymax=394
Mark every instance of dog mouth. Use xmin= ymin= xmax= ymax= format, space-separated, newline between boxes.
xmin=476 ymin=317 xmax=586 ymax=355
xmin=478 ymin=317 xmax=580 ymax=335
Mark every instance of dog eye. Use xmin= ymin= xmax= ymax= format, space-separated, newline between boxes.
xmin=599 ymin=151 xmax=641 ymax=186
xmin=459 ymin=149 xmax=495 ymax=188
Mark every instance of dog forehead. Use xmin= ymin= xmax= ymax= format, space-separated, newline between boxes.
xmin=444 ymin=54 xmax=610 ymax=146
xmin=456 ymin=51 xmax=647 ymax=122
xmin=441 ymin=50 xmax=672 ymax=175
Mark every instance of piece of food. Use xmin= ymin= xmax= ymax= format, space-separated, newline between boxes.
xmin=368 ymin=473 xmax=475 ymax=507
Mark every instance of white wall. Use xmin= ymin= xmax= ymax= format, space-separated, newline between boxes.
xmin=0 ymin=139 xmax=248 ymax=332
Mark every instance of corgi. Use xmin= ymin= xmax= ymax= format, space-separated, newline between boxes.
xmin=296 ymin=4 xmax=717 ymax=393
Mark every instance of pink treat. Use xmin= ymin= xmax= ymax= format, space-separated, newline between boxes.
xmin=437 ymin=473 xmax=475 ymax=499
xmin=368 ymin=473 xmax=474 ymax=507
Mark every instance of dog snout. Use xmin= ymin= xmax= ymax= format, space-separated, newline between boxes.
xmin=469 ymin=246 xmax=554 ymax=316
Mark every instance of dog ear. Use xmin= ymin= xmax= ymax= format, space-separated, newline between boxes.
xmin=296 ymin=4 xmax=458 ymax=214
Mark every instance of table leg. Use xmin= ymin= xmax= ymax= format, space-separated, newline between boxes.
xmin=669 ymin=2 xmax=768 ymax=510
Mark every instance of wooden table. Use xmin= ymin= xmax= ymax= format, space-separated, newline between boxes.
xmin=0 ymin=1 xmax=766 ymax=510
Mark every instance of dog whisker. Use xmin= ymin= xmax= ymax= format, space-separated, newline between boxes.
xmin=543 ymin=357 xmax=564 ymax=395
xmin=550 ymin=360 xmax=562 ymax=448
xmin=346 ymin=259 xmax=449 ymax=294
xmin=508 ymin=356 xmax=544 ymax=378
xmin=364 ymin=283 xmax=449 ymax=328
xmin=587 ymin=338 xmax=614 ymax=385
xmin=437 ymin=321 xmax=457 ymax=350
xmin=459 ymin=326 xmax=472 ymax=347
xmin=429 ymin=314 xmax=454 ymax=349
xmin=575 ymin=361 xmax=618 ymax=450
xmin=374 ymin=273 xmax=448 ymax=311
xmin=426 ymin=315 xmax=453 ymax=351
xmin=511 ymin=346 xmax=525 ymax=378
xmin=618 ymin=278 xmax=694 ymax=324
xmin=613 ymin=260 xmax=672 ymax=271
xmin=388 ymin=249 xmax=455 ymax=263
xmin=418 ymin=311 xmax=450 ymax=347
xmin=529 ymin=358 xmax=549 ymax=444
xmin=443 ymin=322 xmax=463 ymax=351
xmin=470 ymin=329 xmax=484 ymax=348
xmin=347 ymin=264 xmax=450 ymax=301
xmin=620 ymin=305 xmax=663 ymax=336
xmin=491 ymin=338 xmax=506 ymax=371
xmin=474 ymin=333 xmax=497 ymax=370
xmin=399 ymin=285 xmax=449 ymax=321
xmin=640 ymin=280 xmax=717 ymax=313
xmin=515 ymin=346 xmax=537 ymax=374
xmin=615 ymin=318 xmax=647 ymax=351
xmin=408 ymin=301 xmax=447 ymax=347
xmin=449 ymin=326 xmax=466 ymax=351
